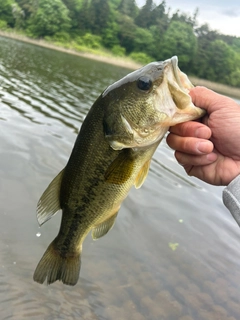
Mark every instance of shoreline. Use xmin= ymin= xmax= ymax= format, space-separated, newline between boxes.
xmin=1 ymin=30 xmax=240 ymax=99
xmin=189 ymin=77 xmax=240 ymax=100
xmin=0 ymin=31 xmax=142 ymax=70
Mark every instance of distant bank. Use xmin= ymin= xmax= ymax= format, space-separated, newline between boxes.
xmin=0 ymin=31 xmax=141 ymax=70
xmin=1 ymin=30 xmax=240 ymax=100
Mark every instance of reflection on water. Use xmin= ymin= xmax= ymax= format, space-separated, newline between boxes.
xmin=1 ymin=36 xmax=240 ymax=320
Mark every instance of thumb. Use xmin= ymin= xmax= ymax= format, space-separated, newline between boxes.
xmin=189 ymin=86 xmax=230 ymax=114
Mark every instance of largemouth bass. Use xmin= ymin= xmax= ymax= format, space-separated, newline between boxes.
xmin=33 ymin=56 xmax=205 ymax=286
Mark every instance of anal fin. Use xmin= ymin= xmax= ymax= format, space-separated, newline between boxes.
xmin=92 ymin=211 xmax=118 ymax=240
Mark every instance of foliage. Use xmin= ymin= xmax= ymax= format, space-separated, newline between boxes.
xmin=52 ymin=31 xmax=71 ymax=42
xmin=133 ymin=27 xmax=155 ymax=58
xmin=0 ymin=0 xmax=240 ymax=87
xmin=129 ymin=52 xmax=152 ymax=64
xmin=135 ymin=0 xmax=155 ymax=28
xmin=12 ymin=2 xmax=25 ymax=29
xmin=0 ymin=19 xmax=8 ymax=30
xmin=230 ymin=68 xmax=240 ymax=87
xmin=80 ymin=32 xmax=102 ymax=49
xmin=26 ymin=0 xmax=71 ymax=37
xmin=191 ymin=24 xmax=219 ymax=78
xmin=0 ymin=0 xmax=15 ymax=27
xmin=88 ymin=0 xmax=110 ymax=35
xmin=101 ymin=20 xmax=119 ymax=48
xmin=117 ymin=14 xmax=136 ymax=53
xmin=159 ymin=21 xmax=197 ymax=72
xmin=15 ymin=0 xmax=38 ymax=19
xmin=118 ymin=0 xmax=138 ymax=18
xmin=171 ymin=8 xmax=199 ymax=28
xmin=111 ymin=44 xmax=126 ymax=56
xmin=203 ymin=40 xmax=237 ymax=85
xmin=61 ymin=0 xmax=82 ymax=30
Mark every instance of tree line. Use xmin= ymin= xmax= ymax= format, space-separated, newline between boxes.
xmin=0 ymin=0 xmax=240 ymax=87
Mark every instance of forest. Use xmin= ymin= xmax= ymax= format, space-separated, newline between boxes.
xmin=0 ymin=0 xmax=240 ymax=87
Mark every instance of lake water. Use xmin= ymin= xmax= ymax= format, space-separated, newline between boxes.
xmin=1 ymin=36 xmax=240 ymax=320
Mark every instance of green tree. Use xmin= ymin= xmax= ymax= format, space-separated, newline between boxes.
xmin=133 ymin=27 xmax=154 ymax=57
xmin=171 ymin=8 xmax=199 ymax=28
xmin=15 ymin=0 xmax=38 ymax=19
xmin=204 ymin=40 xmax=236 ymax=85
xmin=192 ymin=24 xmax=220 ymax=78
xmin=118 ymin=0 xmax=138 ymax=18
xmin=135 ymin=0 xmax=155 ymax=28
xmin=77 ymin=0 xmax=89 ymax=33
xmin=147 ymin=1 xmax=169 ymax=60
xmin=117 ymin=14 xmax=136 ymax=53
xmin=159 ymin=21 xmax=197 ymax=72
xmin=129 ymin=51 xmax=152 ymax=64
xmin=150 ymin=0 xmax=167 ymax=26
xmin=231 ymin=38 xmax=240 ymax=54
xmin=97 ymin=2 xmax=119 ymax=48
xmin=62 ymin=0 xmax=82 ymax=30
xmin=12 ymin=2 xmax=25 ymax=29
xmin=88 ymin=0 xmax=110 ymax=35
xmin=230 ymin=68 xmax=240 ymax=87
xmin=0 ymin=0 xmax=15 ymax=27
xmin=27 ymin=0 xmax=71 ymax=37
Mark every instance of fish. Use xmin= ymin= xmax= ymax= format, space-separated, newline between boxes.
xmin=33 ymin=56 xmax=205 ymax=286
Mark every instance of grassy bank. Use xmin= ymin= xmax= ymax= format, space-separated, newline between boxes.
xmin=0 ymin=30 xmax=142 ymax=70
xmin=0 ymin=30 xmax=240 ymax=99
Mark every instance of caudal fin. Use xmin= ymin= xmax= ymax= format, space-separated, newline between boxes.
xmin=33 ymin=242 xmax=81 ymax=286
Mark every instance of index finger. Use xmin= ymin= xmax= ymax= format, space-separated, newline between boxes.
xmin=169 ymin=121 xmax=211 ymax=139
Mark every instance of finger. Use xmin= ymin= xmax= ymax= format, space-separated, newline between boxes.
xmin=169 ymin=121 xmax=211 ymax=139
xmin=167 ymin=134 xmax=214 ymax=155
xmin=175 ymin=151 xmax=218 ymax=167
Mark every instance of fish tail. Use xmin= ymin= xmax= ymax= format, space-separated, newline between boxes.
xmin=33 ymin=241 xmax=81 ymax=286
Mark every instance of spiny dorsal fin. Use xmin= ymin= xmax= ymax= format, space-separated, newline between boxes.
xmin=134 ymin=160 xmax=151 ymax=189
xmin=92 ymin=211 xmax=118 ymax=240
xmin=105 ymin=150 xmax=134 ymax=185
xmin=37 ymin=169 xmax=64 ymax=226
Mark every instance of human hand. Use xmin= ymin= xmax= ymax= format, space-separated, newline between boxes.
xmin=166 ymin=86 xmax=240 ymax=186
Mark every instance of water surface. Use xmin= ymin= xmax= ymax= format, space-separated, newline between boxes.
xmin=1 ymin=36 xmax=240 ymax=320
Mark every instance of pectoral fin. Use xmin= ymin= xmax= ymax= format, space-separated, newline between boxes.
xmin=37 ymin=169 xmax=64 ymax=226
xmin=92 ymin=211 xmax=118 ymax=240
xmin=105 ymin=150 xmax=134 ymax=184
xmin=134 ymin=160 xmax=151 ymax=189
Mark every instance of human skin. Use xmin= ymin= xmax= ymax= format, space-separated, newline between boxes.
xmin=166 ymin=86 xmax=240 ymax=186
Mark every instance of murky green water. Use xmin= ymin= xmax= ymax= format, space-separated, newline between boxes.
xmin=1 ymin=36 xmax=240 ymax=320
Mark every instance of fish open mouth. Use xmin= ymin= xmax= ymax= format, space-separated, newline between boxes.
xmin=170 ymin=56 xmax=194 ymax=92
xmin=165 ymin=56 xmax=205 ymax=122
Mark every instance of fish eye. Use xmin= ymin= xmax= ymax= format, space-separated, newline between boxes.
xmin=137 ymin=76 xmax=152 ymax=91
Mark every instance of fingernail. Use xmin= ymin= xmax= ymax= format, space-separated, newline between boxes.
xmin=195 ymin=127 xmax=206 ymax=138
xmin=195 ymin=126 xmax=210 ymax=139
xmin=206 ymin=152 xmax=217 ymax=162
xmin=197 ymin=141 xmax=210 ymax=153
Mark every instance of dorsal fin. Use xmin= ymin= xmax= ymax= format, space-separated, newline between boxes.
xmin=37 ymin=169 xmax=64 ymax=226
xmin=134 ymin=160 xmax=151 ymax=189
xmin=92 ymin=211 xmax=118 ymax=240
